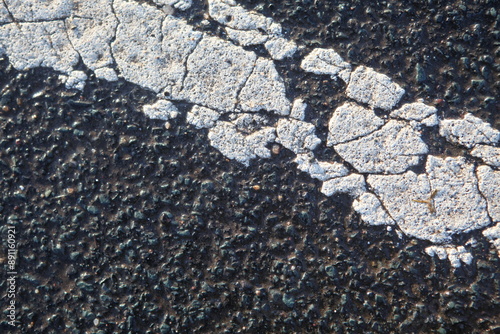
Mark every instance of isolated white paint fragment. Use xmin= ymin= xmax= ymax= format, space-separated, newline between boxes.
xmin=65 ymin=0 xmax=117 ymax=72
xmin=327 ymin=102 xmax=384 ymax=145
xmin=369 ymin=156 xmax=491 ymax=243
xmin=181 ymin=36 xmax=256 ymax=112
xmin=483 ymin=223 xmax=500 ymax=256
xmin=439 ymin=113 xmax=500 ymax=148
xmin=300 ymin=48 xmax=351 ymax=81
xmin=346 ymin=66 xmax=405 ymax=110
xmin=94 ymin=68 xmax=119 ymax=82
xmin=4 ymin=0 xmax=73 ymax=21
xmin=225 ymin=27 xmax=268 ymax=46
xmin=334 ymin=120 xmax=428 ymax=174
xmin=208 ymin=121 xmax=275 ymax=165
xmin=0 ymin=22 xmax=79 ymax=74
xmin=276 ymin=119 xmax=321 ymax=154
xmin=471 ymin=145 xmax=500 ymax=167
xmin=353 ymin=192 xmax=395 ymax=226
xmin=476 ymin=165 xmax=500 ymax=222
xmin=294 ymin=153 xmax=349 ymax=181
xmin=186 ymin=105 xmax=220 ymax=129
xmin=208 ymin=0 xmax=273 ymax=32
xmin=264 ymin=37 xmax=297 ymax=60
xmin=321 ymin=173 xmax=366 ymax=197
xmin=239 ymin=58 xmax=290 ymax=115
xmin=143 ymin=100 xmax=179 ymax=121
xmin=290 ymin=99 xmax=307 ymax=121
xmin=64 ymin=70 xmax=87 ymax=91
xmin=425 ymin=245 xmax=473 ymax=268
xmin=390 ymin=102 xmax=438 ymax=126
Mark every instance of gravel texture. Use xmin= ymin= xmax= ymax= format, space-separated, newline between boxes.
xmin=0 ymin=0 xmax=499 ymax=333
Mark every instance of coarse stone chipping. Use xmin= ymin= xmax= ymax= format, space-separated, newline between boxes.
xmin=321 ymin=173 xmax=366 ymax=197
xmin=294 ymin=153 xmax=349 ymax=182
xmin=368 ymin=156 xmax=491 ymax=243
xmin=142 ymin=100 xmax=179 ymax=121
xmin=225 ymin=28 xmax=268 ymax=46
xmin=153 ymin=0 xmax=192 ymax=10
xmin=425 ymin=245 xmax=473 ymax=268
xmin=390 ymin=102 xmax=439 ymax=127
xmin=327 ymin=102 xmax=385 ymax=145
xmin=1 ymin=0 xmax=500 ymax=268
xmin=208 ymin=0 xmax=274 ymax=33
xmin=300 ymin=48 xmax=351 ymax=81
xmin=112 ymin=0 xmax=203 ymax=94
xmin=439 ymin=113 xmax=500 ymax=148
xmin=275 ymin=119 xmax=321 ymax=154
xmin=476 ymin=165 xmax=500 ymax=222
xmin=208 ymin=121 xmax=275 ymax=166
xmin=64 ymin=70 xmax=87 ymax=91
xmin=186 ymin=105 xmax=220 ymax=129
xmin=0 ymin=21 xmax=79 ymax=75
xmin=289 ymin=98 xmax=307 ymax=121
xmin=352 ymin=192 xmax=395 ymax=226
xmin=65 ymin=0 xmax=117 ymax=72
xmin=471 ymin=145 xmax=500 ymax=167
xmin=346 ymin=66 xmax=405 ymax=110
xmin=334 ymin=120 xmax=428 ymax=174
xmin=4 ymin=0 xmax=73 ymax=21
xmin=483 ymin=223 xmax=500 ymax=256
xmin=264 ymin=37 xmax=297 ymax=60
xmin=181 ymin=36 xmax=256 ymax=112
xmin=239 ymin=58 xmax=290 ymax=115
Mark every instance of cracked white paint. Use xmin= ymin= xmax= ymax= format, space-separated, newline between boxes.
xmin=186 ymin=105 xmax=220 ymax=129
xmin=346 ymin=66 xmax=405 ymax=110
xmin=439 ymin=113 xmax=500 ymax=148
xmin=334 ymin=120 xmax=428 ymax=174
xmin=353 ymin=192 xmax=395 ymax=227
xmin=327 ymin=102 xmax=384 ymax=145
xmin=477 ymin=165 xmax=500 ymax=222
xmin=1 ymin=0 xmax=499 ymax=267
xmin=238 ymin=58 xmax=290 ymax=115
xmin=276 ymin=118 xmax=321 ymax=154
xmin=143 ymin=99 xmax=179 ymax=121
xmin=294 ymin=152 xmax=349 ymax=182
xmin=390 ymin=102 xmax=438 ymax=127
xmin=471 ymin=145 xmax=500 ymax=167
xmin=321 ymin=173 xmax=366 ymax=198
xmin=301 ymin=48 xmax=351 ymax=82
